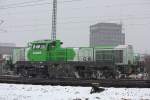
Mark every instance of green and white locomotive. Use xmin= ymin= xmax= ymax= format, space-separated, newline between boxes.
xmin=13 ymin=39 xmax=137 ymax=79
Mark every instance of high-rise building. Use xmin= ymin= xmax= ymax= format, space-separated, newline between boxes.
xmin=90 ymin=23 xmax=125 ymax=47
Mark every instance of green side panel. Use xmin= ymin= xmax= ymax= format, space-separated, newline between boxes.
xmin=66 ymin=48 xmax=76 ymax=60
xmin=27 ymin=49 xmax=48 ymax=61
xmin=49 ymin=48 xmax=66 ymax=61
xmin=49 ymin=48 xmax=75 ymax=61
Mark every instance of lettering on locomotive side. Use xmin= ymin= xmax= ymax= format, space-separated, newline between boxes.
xmin=32 ymin=51 xmax=42 ymax=55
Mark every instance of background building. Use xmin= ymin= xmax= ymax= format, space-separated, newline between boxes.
xmin=0 ymin=43 xmax=25 ymax=74
xmin=0 ymin=43 xmax=16 ymax=57
xmin=0 ymin=43 xmax=16 ymax=47
xmin=90 ymin=23 xmax=125 ymax=47
xmin=0 ymin=43 xmax=24 ymax=59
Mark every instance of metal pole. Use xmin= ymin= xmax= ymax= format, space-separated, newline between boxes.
xmin=51 ymin=0 xmax=57 ymax=41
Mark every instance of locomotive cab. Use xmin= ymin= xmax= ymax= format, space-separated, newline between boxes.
xmin=27 ymin=40 xmax=62 ymax=61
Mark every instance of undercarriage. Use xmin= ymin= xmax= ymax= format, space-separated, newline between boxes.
xmin=15 ymin=61 xmax=117 ymax=79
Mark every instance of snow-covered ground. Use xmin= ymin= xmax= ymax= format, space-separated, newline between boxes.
xmin=0 ymin=83 xmax=149 ymax=100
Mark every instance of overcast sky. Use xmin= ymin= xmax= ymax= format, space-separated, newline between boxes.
xmin=0 ymin=0 xmax=150 ymax=53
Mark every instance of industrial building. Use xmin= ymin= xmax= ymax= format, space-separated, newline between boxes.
xmin=0 ymin=43 xmax=25 ymax=74
xmin=90 ymin=23 xmax=125 ymax=47
xmin=0 ymin=43 xmax=16 ymax=47
xmin=0 ymin=43 xmax=16 ymax=59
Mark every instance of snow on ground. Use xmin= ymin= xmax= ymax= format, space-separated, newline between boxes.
xmin=0 ymin=84 xmax=149 ymax=100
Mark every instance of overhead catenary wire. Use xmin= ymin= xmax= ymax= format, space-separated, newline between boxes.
xmin=1 ymin=19 xmax=150 ymax=31
xmin=1 ymin=1 xmax=150 ymax=20
xmin=0 ymin=0 xmax=83 ymax=7
xmin=1 ymin=22 xmax=150 ymax=34
xmin=1 ymin=0 xmax=150 ymax=12
xmin=0 ymin=0 xmax=84 ymax=10
xmin=1 ymin=0 xmax=150 ymax=32
xmin=2 ymin=15 xmax=150 ymax=27
xmin=105 ymin=1 xmax=150 ymax=7
xmin=1 ymin=0 xmax=150 ymax=20
xmin=0 ymin=0 xmax=48 ymax=7
xmin=0 ymin=2 xmax=52 ymax=10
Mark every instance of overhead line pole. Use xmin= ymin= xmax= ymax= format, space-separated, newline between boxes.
xmin=51 ymin=0 xmax=57 ymax=41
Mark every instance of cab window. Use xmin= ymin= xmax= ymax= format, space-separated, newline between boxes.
xmin=32 ymin=44 xmax=46 ymax=49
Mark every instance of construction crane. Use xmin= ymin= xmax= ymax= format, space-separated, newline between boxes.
xmin=51 ymin=0 xmax=57 ymax=41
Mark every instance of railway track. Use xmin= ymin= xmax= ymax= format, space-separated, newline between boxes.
xmin=0 ymin=75 xmax=149 ymax=88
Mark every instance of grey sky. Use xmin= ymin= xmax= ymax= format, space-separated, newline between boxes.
xmin=0 ymin=0 xmax=150 ymax=53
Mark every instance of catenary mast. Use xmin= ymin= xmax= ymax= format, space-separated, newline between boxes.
xmin=51 ymin=0 xmax=57 ymax=41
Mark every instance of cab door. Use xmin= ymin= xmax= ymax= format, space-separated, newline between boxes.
xmin=29 ymin=43 xmax=48 ymax=61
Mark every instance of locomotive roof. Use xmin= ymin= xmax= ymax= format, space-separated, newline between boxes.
xmin=30 ymin=39 xmax=60 ymax=44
